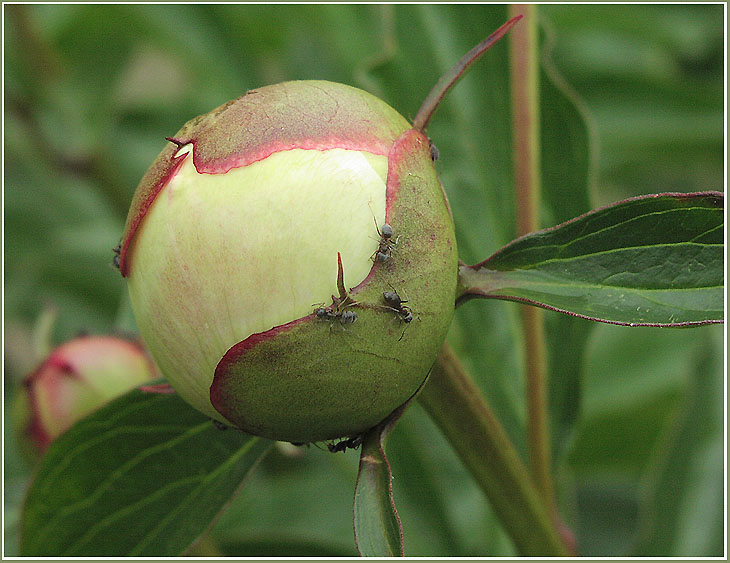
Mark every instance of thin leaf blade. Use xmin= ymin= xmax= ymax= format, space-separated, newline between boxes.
xmin=632 ymin=330 xmax=724 ymax=556
xmin=458 ymin=192 xmax=724 ymax=326
xmin=20 ymin=388 xmax=272 ymax=556
xmin=353 ymin=406 xmax=406 ymax=557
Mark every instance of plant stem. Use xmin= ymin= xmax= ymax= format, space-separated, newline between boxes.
xmin=510 ymin=4 xmax=540 ymax=238
xmin=509 ymin=4 xmax=555 ymax=509
xmin=412 ymin=15 xmax=523 ymax=133
xmin=418 ymin=343 xmax=569 ymax=556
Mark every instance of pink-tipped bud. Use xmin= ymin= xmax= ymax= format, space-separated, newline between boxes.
xmin=121 ymin=81 xmax=457 ymax=443
xmin=18 ymin=335 xmax=159 ymax=455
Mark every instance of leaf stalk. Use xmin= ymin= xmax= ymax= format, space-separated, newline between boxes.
xmin=418 ymin=343 xmax=570 ymax=556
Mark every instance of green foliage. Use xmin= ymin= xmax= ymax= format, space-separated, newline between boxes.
xmin=353 ymin=410 xmax=405 ymax=557
xmin=4 ymin=3 xmax=724 ymax=557
xmin=460 ymin=192 xmax=724 ymax=325
xmin=541 ymin=4 xmax=724 ymax=203
xmin=20 ymin=389 xmax=271 ymax=556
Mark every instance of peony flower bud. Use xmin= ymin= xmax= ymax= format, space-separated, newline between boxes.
xmin=120 ymin=80 xmax=457 ymax=443
xmin=18 ymin=335 xmax=159 ymax=455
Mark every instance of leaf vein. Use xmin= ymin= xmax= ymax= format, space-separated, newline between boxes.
xmin=33 ymin=421 xmax=211 ymax=548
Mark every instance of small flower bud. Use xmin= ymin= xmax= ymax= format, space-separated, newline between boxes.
xmin=18 ymin=335 xmax=159 ymax=455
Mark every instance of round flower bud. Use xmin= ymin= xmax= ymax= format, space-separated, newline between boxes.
xmin=120 ymin=80 xmax=457 ymax=443
xmin=18 ymin=335 xmax=159 ymax=455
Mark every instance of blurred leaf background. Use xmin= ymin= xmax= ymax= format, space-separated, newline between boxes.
xmin=3 ymin=4 xmax=724 ymax=557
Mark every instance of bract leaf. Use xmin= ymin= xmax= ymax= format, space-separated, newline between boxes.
xmin=353 ymin=405 xmax=407 ymax=557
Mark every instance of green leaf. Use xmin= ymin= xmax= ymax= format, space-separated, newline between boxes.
xmin=458 ymin=192 xmax=724 ymax=326
xmin=353 ymin=406 xmax=406 ymax=557
xmin=20 ymin=388 xmax=272 ymax=556
xmin=540 ymin=5 xmax=725 ymax=201
xmin=632 ymin=328 xmax=724 ymax=556
xmin=566 ymin=323 xmax=724 ymax=555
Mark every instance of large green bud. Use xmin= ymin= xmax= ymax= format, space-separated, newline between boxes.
xmin=120 ymin=80 xmax=457 ymax=443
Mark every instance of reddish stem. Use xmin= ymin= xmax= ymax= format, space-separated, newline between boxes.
xmin=412 ymin=15 xmax=523 ymax=133
xmin=509 ymin=2 xmax=559 ymax=527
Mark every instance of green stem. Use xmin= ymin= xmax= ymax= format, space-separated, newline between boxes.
xmin=418 ymin=343 xmax=569 ymax=556
xmin=509 ymin=4 xmax=554 ymax=508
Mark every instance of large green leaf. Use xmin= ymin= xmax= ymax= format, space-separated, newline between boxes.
xmin=458 ymin=192 xmax=724 ymax=326
xmin=20 ymin=388 xmax=272 ymax=556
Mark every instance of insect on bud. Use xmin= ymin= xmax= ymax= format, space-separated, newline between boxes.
xmin=17 ymin=335 xmax=159 ymax=456
xmin=120 ymin=80 xmax=457 ymax=443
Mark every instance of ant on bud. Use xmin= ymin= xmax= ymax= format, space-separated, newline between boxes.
xmin=428 ymin=138 xmax=440 ymax=162
xmin=340 ymin=310 xmax=358 ymax=325
xmin=327 ymin=434 xmax=363 ymax=453
xmin=313 ymin=252 xmax=360 ymax=331
xmin=368 ymin=204 xmax=399 ymax=263
xmin=382 ymin=284 xmax=417 ymax=340
xmin=313 ymin=304 xmax=358 ymax=331
xmin=211 ymin=419 xmax=229 ymax=431
xmin=111 ymin=243 xmax=121 ymax=271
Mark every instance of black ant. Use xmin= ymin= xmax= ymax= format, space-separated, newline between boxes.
xmin=428 ymin=138 xmax=440 ymax=162
xmin=327 ymin=434 xmax=363 ymax=453
xmin=381 ymin=285 xmax=416 ymax=340
xmin=111 ymin=243 xmax=121 ymax=270
xmin=367 ymin=202 xmax=398 ymax=264
xmin=211 ymin=419 xmax=229 ymax=431
xmin=370 ymin=218 xmax=399 ymax=263
xmin=383 ymin=290 xmax=413 ymax=323
xmin=313 ymin=303 xmax=358 ymax=331
xmin=313 ymin=253 xmax=360 ymax=331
